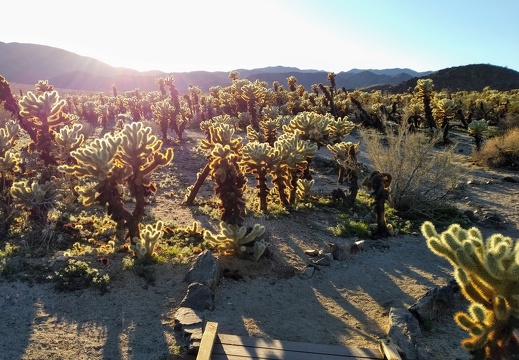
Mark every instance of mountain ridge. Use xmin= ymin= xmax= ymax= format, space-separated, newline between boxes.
xmin=2 ymin=41 xmax=517 ymax=93
xmin=0 ymin=41 xmax=432 ymax=92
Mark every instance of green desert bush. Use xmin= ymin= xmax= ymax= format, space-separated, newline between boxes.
xmin=54 ymin=259 xmax=110 ymax=293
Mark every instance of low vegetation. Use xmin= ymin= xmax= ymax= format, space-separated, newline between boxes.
xmin=1 ymin=71 xmax=519 ymax=358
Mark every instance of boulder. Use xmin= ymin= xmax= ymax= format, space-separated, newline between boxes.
xmin=184 ymin=250 xmax=220 ymax=291
xmin=180 ymin=282 xmax=215 ymax=311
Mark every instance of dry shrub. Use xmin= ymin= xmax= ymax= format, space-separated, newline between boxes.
xmin=360 ymin=123 xmax=461 ymax=212
xmin=475 ymin=128 xmax=519 ymax=168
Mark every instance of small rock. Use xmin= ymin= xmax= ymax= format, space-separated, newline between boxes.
xmin=303 ymin=266 xmax=315 ymax=278
xmin=387 ymin=307 xmax=422 ymax=360
xmin=463 ymin=210 xmax=478 ymax=222
xmin=313 ymin=257 xmax=331 ymax=266
xmin=323 ymin=253 xmax=334 ymax=262
xmin=174 ymin=307 xmax=204 ymax=327
xmin=503 ymin=176 xmax=519 ymax=183
xmin=304 ymin=249 xmax=319 ymax=257
xmin=329 ymin=241 xmax=352 ymax=260
xmin=173 ymin=307 xmax=205 ymax=354
xmin=180 ymin=282 xmax=215 ymax=311
xmin=184 ymin=250 xmax=220 ymax=291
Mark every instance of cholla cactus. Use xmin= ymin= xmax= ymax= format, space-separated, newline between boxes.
xmin=0 ymin=121 xmax=19 ymax=153
xmin=204 ymin=221 xmax=266 ymax=259
xmin=209 ymin=143 xmax=247 ymax=225
xmin=18 ymin=89 xmax=69 ymax=165
xmin=10 ymin=179 xmax=57 ymax=223
xmin=468 ymin=119 xmax=488 ymax=152
xmin=60 ymin=122 xmax=173 ymax=244
xmin=59 ymin=133 xmax=122 ymax=187
xmin=260 ymin=117 xmax=280 ymax=146
xmin=328 ymin=116 xmax=356 ymax=143
xmin=271 ymin=131 xmax=317 ymax=207
xmin=414 ymin=78 xmax=436 ymax=129
xmin=151 ymin=99 xmax=175 ymax=141
xmin=421 ymin=221 xmax=519 ymax=359
xmin=34 ymin=80 xmax=54 ymax=94
xmin=240 ymin=141 xmax=281 ymax=212
xmin=296 ymin=178 xmax=315 ymax=202
xmin=54 ymin=122 xmax=85 ymax=162
xmin=131 ymin=221 xmax=164 ymax=260
xmin=362 ymin=171 xmax=392 ymax=237
xmin=327 ymin=141 xmax=361 ymax=207
xmin=184 ymin=122 xmax=243 ymax=206
xmin=0 ymin=150 xmax=21 ymax=174
xmin=283 ymin=111 xmax=330 ymax=146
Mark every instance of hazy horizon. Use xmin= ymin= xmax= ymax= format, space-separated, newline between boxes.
xmin=2 ymin=0 xmax=518 ymax=73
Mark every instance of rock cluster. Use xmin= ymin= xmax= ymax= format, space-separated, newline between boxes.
xmin=173 ymin=244 xmax=463 ymax=359
xmin=173 ymin=250 xmax=220 ymax=354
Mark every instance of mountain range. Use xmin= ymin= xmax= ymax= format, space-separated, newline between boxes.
xmin=1 ymin=41 xmax=519 ymax=93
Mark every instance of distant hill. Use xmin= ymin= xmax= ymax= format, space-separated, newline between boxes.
xmin=369 ymin=64 xmax=519 ymax=93
xmin=0 ymin=41 xmax=431 ymax=93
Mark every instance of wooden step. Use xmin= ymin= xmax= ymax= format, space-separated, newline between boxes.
xmin=195 ymin=322 xmax=385 ymax=360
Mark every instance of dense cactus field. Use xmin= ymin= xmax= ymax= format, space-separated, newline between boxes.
xmin=1 ymin=73 xmax=519 ymax=359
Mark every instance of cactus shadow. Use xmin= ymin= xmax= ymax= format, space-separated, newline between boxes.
xmin=0 ymin=262 xmax=190 ymax=360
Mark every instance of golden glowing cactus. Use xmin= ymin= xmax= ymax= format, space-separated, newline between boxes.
xmin=203 ymin=221 xmax=266 ymax=259
xmin=421 ymin=221 xmax=519 ymax=358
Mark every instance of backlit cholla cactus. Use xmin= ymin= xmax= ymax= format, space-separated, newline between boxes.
xmin=60 ymin=122 xmax=173 ymax=245
xmin=468 ymin=119 xmax=488 ymax=152
xmin=208 ymin=143 xmax=247 ymax=226
xmin=283 ymin=112 xmax=355 ymax=147
xmin=183 ymin=122 xmax=243 ymax=205
xmin=151 ymin=99 xmax=175 ymax=141
xmin=10 ymin=179 xmax=57 ymax=224
xmin=296 ymin=178 xmax=315 ymax=202
xmin=270 ymin=131 xmax=317 ymax=207
xmin=283 ymin=111 xmax=330 ymax=147
xmin=18 ymin=89 xmax=70 ymax=165
xmin=414 ymin=78 xmax=436 ymax=130
xmin=54 ymin=122 xmax=85 ymax=162
xmin=131 ymin=220 xmax=164 ymax=260
xmin=0 ymin=121 xmax=21 ymax=234
xmin=421 ymin=221 xmax=519 ymax=359
xmin=327 ymin=141 xmax=361 ymax=207
xmin=204 ymin=221 xmax=267 ymax=260
xmin=240 ymin=141 xmax=282 ymax=212
xmin=0 ymin=120 xmax=19 ymax=154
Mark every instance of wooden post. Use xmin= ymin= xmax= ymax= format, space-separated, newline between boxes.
xmin=196 ymin=322 xmax=218 ymax=360
xmin=379 ymin=338 xmax=403 ymax=360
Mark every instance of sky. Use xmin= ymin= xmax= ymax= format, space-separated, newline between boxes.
xmin=2 ymin=0 xmax=519 ymax=73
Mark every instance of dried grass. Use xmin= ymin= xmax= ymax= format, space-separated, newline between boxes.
xmin=475 ymin=128 xmax=519 ymax=168
xmin=360 ymin=123 xmax=461 ymax=212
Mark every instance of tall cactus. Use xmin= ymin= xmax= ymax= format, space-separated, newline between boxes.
xmin=60 ymin=122 xmax=173 ymax=244
xmin=183 ymin=122 xmax=242 ymax=205
xmin=270 ymin=131 xmax=317 ymax=207
xmin=468 ymin=119 xmax=488 ymax=152
xmin=421 ymin=221 xmax=519 ymax=359
xmin=208 ymin=143 xmax=247 ymax=226
xmin=18 ymin=89 xmax=69 ymax=166
xmin=241 ymin=141 xmax=281 ymax=212
xmin=327 ymin=141 xmax=361 ymax=207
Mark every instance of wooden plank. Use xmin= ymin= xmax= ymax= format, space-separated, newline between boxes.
xmin=211 ymin=333 xmax=383 ymax=359
xmin=379 ymin=339 xmax=403 ymax=360
xmin=196 ymin=321 xmax=219 ymax=360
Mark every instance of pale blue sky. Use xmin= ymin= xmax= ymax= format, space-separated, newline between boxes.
xmin=2 ymin=0 xmax=518 ymax=73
